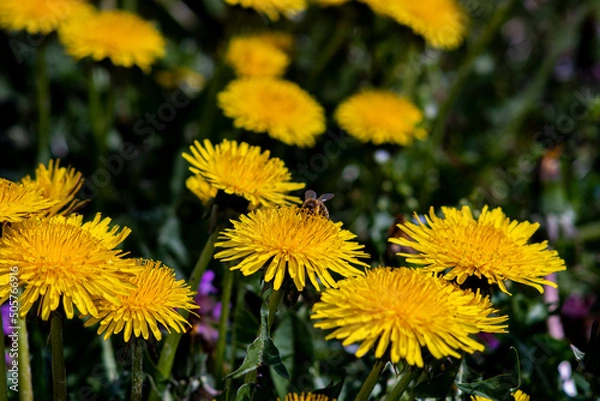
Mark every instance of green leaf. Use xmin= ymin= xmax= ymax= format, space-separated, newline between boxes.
xmin=456 ymin=348 xmax=521 ymax=401
xmin=227 ymin=296 xmax=289 ymax=380
xmin=233 ymin=383 xmax=254 ymax=401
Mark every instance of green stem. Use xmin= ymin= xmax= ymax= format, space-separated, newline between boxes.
xmin=431 ymin=0 xmax=517 ymax=144
xmin=101 ymin=338 xmax=119 ymax=383
xmin=214 ymin=268 xmax=234 ymax=385
xmin=355 ymin=359 xmax=387 ymax=401
xmin=131 ymin=339 xmax=144 ymax=401
xmin=148 ymin=230 xmax=220 ymax=401
xmin=88 ymin=66 xmax=106 ymax=157
xmin=267 ymin=289 xmax=283 ymax=330
xmin=36 ymin=40 xmax=50 ymax=164
xmin=50 ymin=313 xmax=66 ymax=401
xmin=307 ymin=17 xmax=352 ymax=90
xmin=18 ymin=316 xmax=34 ymax=401
xmin=387 ymin=368 xmax=418 ymax=401
xmin=0 ymin=310 xmax=7 ymax=401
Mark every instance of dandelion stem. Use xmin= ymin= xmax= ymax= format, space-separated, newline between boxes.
xmin=149 ymin=230 xmax=219 ymax=401
xmin=18 ymin=316 xmax=34 ymax=401
xmin=354 ymin=359 xmax=386 ymax=401
xmin=0 ymin=311 xmax=7 ymax=401
xmin=431 ymin=0 xmax=517 ymax=144
xmin=215 ymin=267 xmax=234 ymax=385
xmin=36 ymin=40 xmax=50 ymax=164
xmin=268 ymin=289 xmax=283 ymax=330
xmin=131 ymin=339 xmax=144 ymax=401
xmin=88 ymin=66 xmax=106 ymax=157
xmin=101 ymin=337 xmax=119 ymax=383
xmin=50 ymin=313 xmax=67 ymax=401
xmin=387 ymin=368 xmax=418 ymax=401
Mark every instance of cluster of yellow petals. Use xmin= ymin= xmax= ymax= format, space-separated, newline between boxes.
xmin=59 ymin=6 xmax=165 ymax=72
xmin=472 ymin=389 xmax=530 ymax=401
xmin=359 ymin=0 xmax=468 ymax=49
xmin=21 ymin=159 xmax=85 ymax=217
xmin=224 ymin=0 xmax=307 ymax=21
xmin=226 ymin=33 xmax=293 ymax=78
xmin=0 ymin=0 xmax=88 ymax=34
xmin=0 ymin=178 xmax=58 ymax=223
xmin=312 ymin=267 xmax=507 ymax=367
xmin=0 ymin=214 xmax=138 ymax=320
xmin=182 ymin=139 xmax=304 ymax=208
xmin=335 ymin=90 xmax=427 ymax=146
xmin=218 ymin=78 xmax=326 ymax=147
xmin=214 ymin=206 xmax=369 ymax=291
xmin=279 ymin=393 xmax=337 ymax=401
xmin=391 ymin=206 xmax=567 ymax=294
xmin=84 ymin=260 xmax=198 ymax=342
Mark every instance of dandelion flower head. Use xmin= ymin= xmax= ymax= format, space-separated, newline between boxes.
xmin=0 ymin=178 xmax=58 ymax=223
xmin=359 ymin=0 xmax=467 ymax=49
xmin=312 ymin=267 xmax=508 ymax=367
xmin=0 ymin=214 xmax=139 ymax=320
xmin=218 ymin=78 xmax=326 ymax=147
xmin=20 ymin=159 xmax=85 ymax=217
xmin=279 ymin=393 xmax=337 ymax=401
xmin=214 ymin=206 xmax=370 ymax=291
xmin=226 ymin=33 xmax=293 ymax=78
xmin=472 ymin=389 xmax=530 ymax=401
xmin=224 ymin=0 xmax=307 ymax=21
xmin=335 ymin=90 xmax=427 ymax=145
xmin=182 ymin=139 xmax=304 ymax=208
xmin=84 ymin=259 xmax=198 ymax=342
xmin=391 ymin=206 xmax=567 ymax=294
xmin=0 ymin=0 xmax=88 ymax=34
xmin=59 ymin=7 xmax=166 ymax=72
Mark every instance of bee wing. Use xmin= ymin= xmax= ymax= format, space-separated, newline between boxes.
xmin=318 ymin=193 xmax=334 ymax=202
xmin=305 ymin=190 xmax=317 ymax=200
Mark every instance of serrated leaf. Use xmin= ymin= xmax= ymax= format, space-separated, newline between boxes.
xmin=227 ymin=293 xmax=290 ymax=380
xmin=456 ymin=348 xmax=521 ymax=401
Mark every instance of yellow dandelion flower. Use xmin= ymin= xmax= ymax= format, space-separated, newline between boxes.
xmin=224 ymin=0 xmax=307 ymax=21
xmin=358 ymin=0 xmax=467 ymax=49
xmin=471 ymin=389 xmax=530 ymax=401
xmin=0 ymin=214 xmax=139 ymax=320
xmin=226 ymin=35 xmax=291 ymax=78
xmin=84 ymin=260 xmax=198 ymax=342
xmin=391 ymin=206 xmax=567 ymax=294
xmin=335 ymin=90 xmax=427 ymax=146
xmin=278 ymin=393 xmax=337 ymax=401
xmin=218 ymin=78 xmax=326 ymax=147
xmin=20 ymin=159 xmax=85 ymax=217
xmin=182 ymin=139 xmax=304 ymax=208
xmin=312 ymin=267 xmax=508 ymax=367
xmin=513 ymin=390 xmax=531 ymax=401
xmin=214 ymin=206 xmax=370 ymax=291
xmin=0 ymin=178 xmax=58 ymax=223
xmin=186 ymin=175 xmax=218 ymax=206
xmin=59 ymin=7 xmax=166 ymax=72
xmin=0 ymin=0 xmax=87 ymax=34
